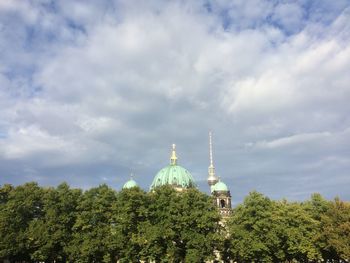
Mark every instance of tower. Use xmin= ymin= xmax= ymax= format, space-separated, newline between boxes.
xmin=208 ymin=132 xmax=232 ymax=217
xmin=207 ymin=131 xmax=219 ymax=188
xmin=211 ymin=181 xmax=232 ymax=217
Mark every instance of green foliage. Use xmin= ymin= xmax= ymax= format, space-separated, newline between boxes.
xmin=112 ymin=187 xmax=148 ymax=262
xmin=0 ymin=182 xmax=44 ymax=262
xmin=227 ymin=191 xmax=279 ymax=263
xmin=66 ymin=184 xmax=117 ymax=263
xmin=227 ymin=191 xmax=349 ymax=263
xmin=0 ymin=183 xmax=349 ymax=263
xmin=273 ymin=201 xmax=321 ymax=262
xmin=136 ymin=186 xmax=221 ymax=262
xmin=28 ymin=183 xmax=82 ymax=262
xmin=319 ymin=197 xmax=350 ymax=261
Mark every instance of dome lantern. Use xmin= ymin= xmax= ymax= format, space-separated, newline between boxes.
xmin=170 ymin=143 xmax=177 ymax=165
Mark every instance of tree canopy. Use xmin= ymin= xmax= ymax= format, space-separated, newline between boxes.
xmin=0 ymin=183 xmax=349 ymax=263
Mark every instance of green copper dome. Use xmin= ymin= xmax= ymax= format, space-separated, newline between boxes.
xmin=150 ymin=165 xmax=196 ymax=190
xmin=150 ymin=144 xmax=196 ymax=190
xmin=123 ymin=179 xmax=138 ymax=189
xmin=212 ymin=181 xmax=229 ymax=192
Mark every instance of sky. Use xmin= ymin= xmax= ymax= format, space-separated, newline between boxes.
xmin=0 ymin=0 xmax=350 ymax=204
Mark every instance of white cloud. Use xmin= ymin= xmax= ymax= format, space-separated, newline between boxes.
xmin=0 ymin=125 xmax=75 ymax=159
xmin=218 ymin=14 xmax=350 ymax=137
xmin=251 ymin=132 xmax=331 ymax=149
xmin=0 ymin=0 xmax=350 ymax=200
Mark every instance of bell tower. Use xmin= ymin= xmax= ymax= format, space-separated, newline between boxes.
xmin=211 ymin=181 xmax=232 ymax=217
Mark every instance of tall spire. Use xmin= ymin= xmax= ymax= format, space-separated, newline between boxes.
xmin=170 ymin=143 xmax=178 ymax=165
xmin=208 ymin=131 xmax=219 ymax=187
xmin=209 ymin=131 xmax=214 ymax=167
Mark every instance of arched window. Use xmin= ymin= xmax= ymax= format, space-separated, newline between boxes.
xmin=220 ymin=199 xmax=226 ymax=208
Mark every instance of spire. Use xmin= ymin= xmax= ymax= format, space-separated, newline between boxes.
xmin=170 ymin=143 xmax=178 ymax=165
xmin=209 ymin=131 xmax=214 ymax=167
xmin=208 ymin=131 xmax=219 ymax=186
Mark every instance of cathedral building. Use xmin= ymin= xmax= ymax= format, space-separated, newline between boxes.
xmin=122 ymin=132 xmax=232 ymax=216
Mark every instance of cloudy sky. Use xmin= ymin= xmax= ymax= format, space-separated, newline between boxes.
xmin=1 ymin=0 xmax=350 ymax=204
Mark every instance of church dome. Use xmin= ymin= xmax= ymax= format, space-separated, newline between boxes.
xmin=150 ymin=144 xmax=196 ymax=190
xmin=123 ymin=178 xmax=138 ymax=189
xmin=150 ymin=165 xmax=195 ymax=190
xmin=212 ymin=181 xmax=229 ymax=192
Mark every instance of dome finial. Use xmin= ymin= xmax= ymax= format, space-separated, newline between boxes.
xmin=170 ymin=143 xmax=177 ymax=165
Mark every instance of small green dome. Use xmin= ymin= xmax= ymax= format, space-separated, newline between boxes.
xmin=212 ymin=181 xmax=229 ymax=192
xmin=123 ymin=179 xmax=138 ymax=189
xmin=150 ymin=165 xmax=196 ymax=190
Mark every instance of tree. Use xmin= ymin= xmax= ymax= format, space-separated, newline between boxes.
xmin=0 ymin=184 xmax=14 ymax=205
xmin=227 ymin=191 xmax=280 ymax=263
xmin=303 ymin=193 xmax=331 ymax=221
xmin=0 ymin=182 xmax=45 ymax=262
xmin=179 ymin=189 xmax=222 ymax=262
xmin=66 ymin=184 xmax=117 ymax=263
xmin=320 ymin=198 xmax=350 ymax=261
xmin=27 ymin=183 xmax=82 ymax=262
xmin=111 ymin=186 xmax=148 ymax=262
xmin=1 ymin=182 xmax=349 ymax=262
xmin=273 ymin=201 xmax=321 ymax=262
xmin=302 ymin=193 xmax=332 ymax=261
xmin=137 ymin=186 xmax=221 ymax=262
xmin=227 ymin=192 xmax=325 ymax=263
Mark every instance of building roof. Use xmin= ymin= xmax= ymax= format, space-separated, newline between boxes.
xmin=122 ymin=179 xmax=138 ymax=189
xmin=150 ymin=164 xmax=196 ymax=190
xmin=211 ymin=181 xmax=229 ymax=192
xmin=150 ymin=144 xmax=196 ymax=190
